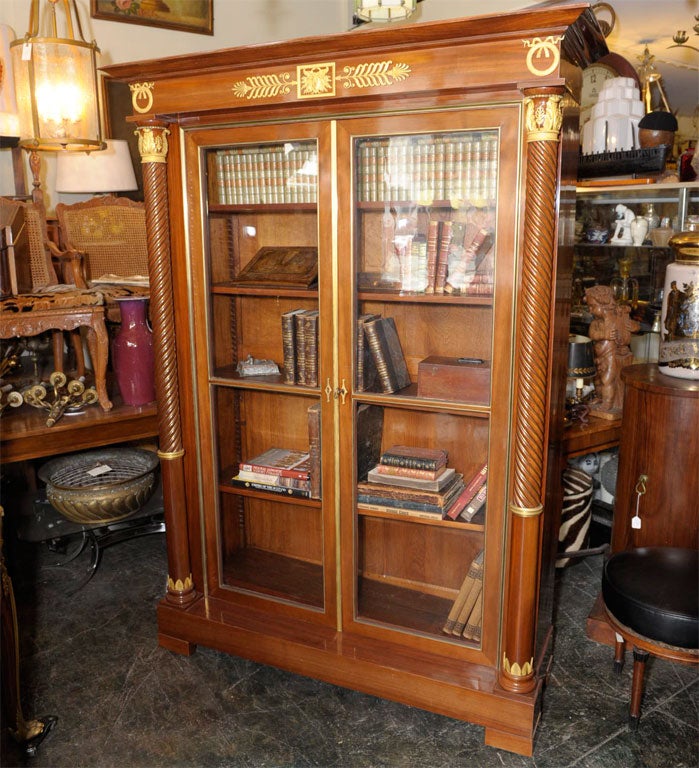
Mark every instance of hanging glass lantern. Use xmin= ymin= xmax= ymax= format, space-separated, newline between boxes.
xmin=355 ymin=0 xmax=418 ymax=23
xmin=10 ymin=0 xmax=104 ymax=152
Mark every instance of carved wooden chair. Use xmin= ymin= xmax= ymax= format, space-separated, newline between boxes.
xmin=55 ymin=196 xmax=150 ymax=323
xmin=0 ymin=197 xmax=112 ymax=411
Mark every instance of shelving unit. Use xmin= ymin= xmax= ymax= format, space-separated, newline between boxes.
xmin=573 ymin=182 xmax=699 ymax=321
xmin=103 ymin=6 xmax=606 ymax=755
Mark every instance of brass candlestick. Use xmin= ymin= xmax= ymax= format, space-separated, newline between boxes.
xmin=22 ymin=371 xmax=99 ymax=427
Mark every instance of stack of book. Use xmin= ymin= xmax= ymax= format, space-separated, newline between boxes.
xmin=442 ymin=549 xmax=484 ymax=643
xmin=357 ymin=445 xmax=467 ymax=520
xmin=231 ymin=447 xmax=312 ymax=498
xmin=281 ymin=308 xmax=320 ymax=387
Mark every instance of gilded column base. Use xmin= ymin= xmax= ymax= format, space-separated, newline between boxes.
xmin=165 ymin=573 xmax=196 ymax=605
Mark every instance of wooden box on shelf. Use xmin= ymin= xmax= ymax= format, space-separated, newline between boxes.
xmin=417 ymin=356 xmax=491 ymax=403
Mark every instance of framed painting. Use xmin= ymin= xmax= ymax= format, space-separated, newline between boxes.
xmin=91 ymin=0 xmax=213 ymax=36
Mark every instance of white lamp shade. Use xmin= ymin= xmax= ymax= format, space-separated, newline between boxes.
xmin=56 ymin=139 xmax=138 ymax=193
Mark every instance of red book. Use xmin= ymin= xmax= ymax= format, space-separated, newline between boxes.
xmin=239 ymin=447 xmax=311 ymax=480
xmin=433 ymin=220 xmax=452 ymax=294
xmin=444 ymin=462 xmax=487 ymax=520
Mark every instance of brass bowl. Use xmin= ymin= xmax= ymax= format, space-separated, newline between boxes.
xmin=39 ymin=448 xmax=159 ymax=525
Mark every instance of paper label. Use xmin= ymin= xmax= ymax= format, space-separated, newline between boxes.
xmin=22 ymin=42 xmax=32 ymax=60
xmin=88 ymin=464 xmax=113 ymax=477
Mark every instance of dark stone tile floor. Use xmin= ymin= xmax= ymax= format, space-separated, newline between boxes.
xmin=2 ymin=533 xmax=697 ymax=768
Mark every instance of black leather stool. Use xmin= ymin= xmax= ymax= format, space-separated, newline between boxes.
xmin=602 ymin=547 xmax=699 ymax=729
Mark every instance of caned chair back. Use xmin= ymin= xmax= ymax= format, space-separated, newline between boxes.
xmin=55 ymin=196 xmax=148 ymax=284
xmin=0 ymin=197 xmax=59 ymax=292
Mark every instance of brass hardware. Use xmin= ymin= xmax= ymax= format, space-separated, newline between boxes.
xmin=130 ymin=82 xmax=155 ymax=114
xmin=136 ymin=125 xmax=169 ymax=163
xmin=509 ymin=503 xmax=544 ymax=518
xmin=325 ymin=378 xmax=333 ymax=402
xmin=232 ymin=59 xmax=411 ymax=102
xmin=635 ymin=474 xmax=648 ymax=495
xmin=336 ymin=378 xmax=348 ymax=404
xmin=631 ymin=474 xmax=648 ymax=530
xmin=524 ymin=94 xmax=563 ymax=142
xmin=522 ymin=36 xmax=563 ymax=78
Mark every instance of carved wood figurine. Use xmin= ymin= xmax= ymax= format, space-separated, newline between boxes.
xmin=584 ymin=284 xmax=640 ymax=417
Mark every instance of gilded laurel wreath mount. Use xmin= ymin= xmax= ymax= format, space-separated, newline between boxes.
xmin=233 ymin=59 xmax=412 ymax=101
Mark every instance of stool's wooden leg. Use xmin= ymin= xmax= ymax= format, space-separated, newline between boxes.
xmin=84 ymin=320 xmax=112 ymax=412
xmin=613 ymin=632 xmax=625 ymax=674
xmin=51 ymin=331 xmax=65 ymax=373
xmin=629 ymin=647 xmax=649 ymax=731
xmin=69 ymin=330 xmax=86 ymax=378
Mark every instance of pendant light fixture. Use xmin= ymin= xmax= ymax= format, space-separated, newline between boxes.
xmin=10 ymin=0 xmax=104 ymax=153
xmin=354 ymin=0 xmax=418 ymax=23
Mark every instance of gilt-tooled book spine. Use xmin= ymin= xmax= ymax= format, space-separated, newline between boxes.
xmin=363 ymin=317 xmax=410 ymax=394
xmin=424 ymin=220 xmax=440 ymax=294
xmin=374 ymin=463 xmax=447 ymax=481
xmin=307 ymin=402 xmax=321 ymax=499
xmin=442 ymin=549 xmax=484 ymax=635
xmin=462 ymin=590 xmax=483 ymax=642
xmin=368 ymin=466 xmax=455 ymax=491
xmin=295 ymin=310 xmax=309 ymax=386
xmin=433 ymin=220 xmax=452 ymax=294
xmin=380 ymin=445 xmax=448 ymax=472
xmin=281 ymin=308 xmax=305 ymax=385
xmin=356 ymin=314 xmax=380 ymax=393
xmin=303 ymin=310 xmax=319 ymax=388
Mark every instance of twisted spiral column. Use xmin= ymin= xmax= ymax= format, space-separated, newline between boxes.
xmin=499 ymin=88 xmax=564 ymax=694
xmin=136 ymin=121 xmax=195 ymax=605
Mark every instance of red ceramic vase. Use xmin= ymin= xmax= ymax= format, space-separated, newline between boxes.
xmin=112 ymin=298 xmax=156 ymax=406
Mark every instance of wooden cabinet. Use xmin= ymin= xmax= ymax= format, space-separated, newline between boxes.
xmin=103 ymin=7 xmax=606 ymax=755
xmin=612 ymin=364 xmax=699 ymax=552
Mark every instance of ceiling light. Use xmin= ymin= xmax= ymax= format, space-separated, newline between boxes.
xmin=354 ymin=0 xmax=417 ymax=23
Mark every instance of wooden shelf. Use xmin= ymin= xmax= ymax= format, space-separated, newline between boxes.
xmin=221 ymin=548 xmax=324 ymax=608
xmin=1 ymin=397 xmax=158 ymax=463
xmin=562 ymin=414 xmax=622 ymax=458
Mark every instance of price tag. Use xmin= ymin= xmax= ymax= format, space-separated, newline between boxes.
xmin=22 ymin=42 xmax=32 ymax=60
xmin=87 ymin=463 xmax=113 ymax=477
xmin=631 ymin=515 xmax=642 ymax=530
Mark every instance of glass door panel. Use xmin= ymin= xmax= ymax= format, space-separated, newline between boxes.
xmin=342 ymin=114 xmax=518 ymax=653
xmin=203 ymin=135 xmax=327 ymax=612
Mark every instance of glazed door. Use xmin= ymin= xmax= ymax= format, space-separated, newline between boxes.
xmin=336 ymin=106 xmax=522 ymax=663
xmin=184 ymin=121 xmax=338 ymax=626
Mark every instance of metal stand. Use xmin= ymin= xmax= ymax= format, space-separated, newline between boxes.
xmin=15 ymin=483 xmax=165 ymax=594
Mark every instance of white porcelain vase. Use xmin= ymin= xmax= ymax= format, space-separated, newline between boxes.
xmin=658 ymin=232 xmax=699 ymax=379
xmin=630 ymin=216 xmax=649 ymax=246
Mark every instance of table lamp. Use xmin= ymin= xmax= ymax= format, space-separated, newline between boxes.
xmin=567 ymin=334 xmax=596 ymax=403
xmin=56 ymin=139 xmax=137 ymax=194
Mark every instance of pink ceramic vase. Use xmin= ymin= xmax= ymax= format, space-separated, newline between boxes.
xmin=112 ymin=297 xmax=156 ymax=405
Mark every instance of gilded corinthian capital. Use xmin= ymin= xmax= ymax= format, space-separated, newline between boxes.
xmin=136 ymin=126 xmax=170 ymax=163
xmin=524 ymin=94 xmax=563 ymax=143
